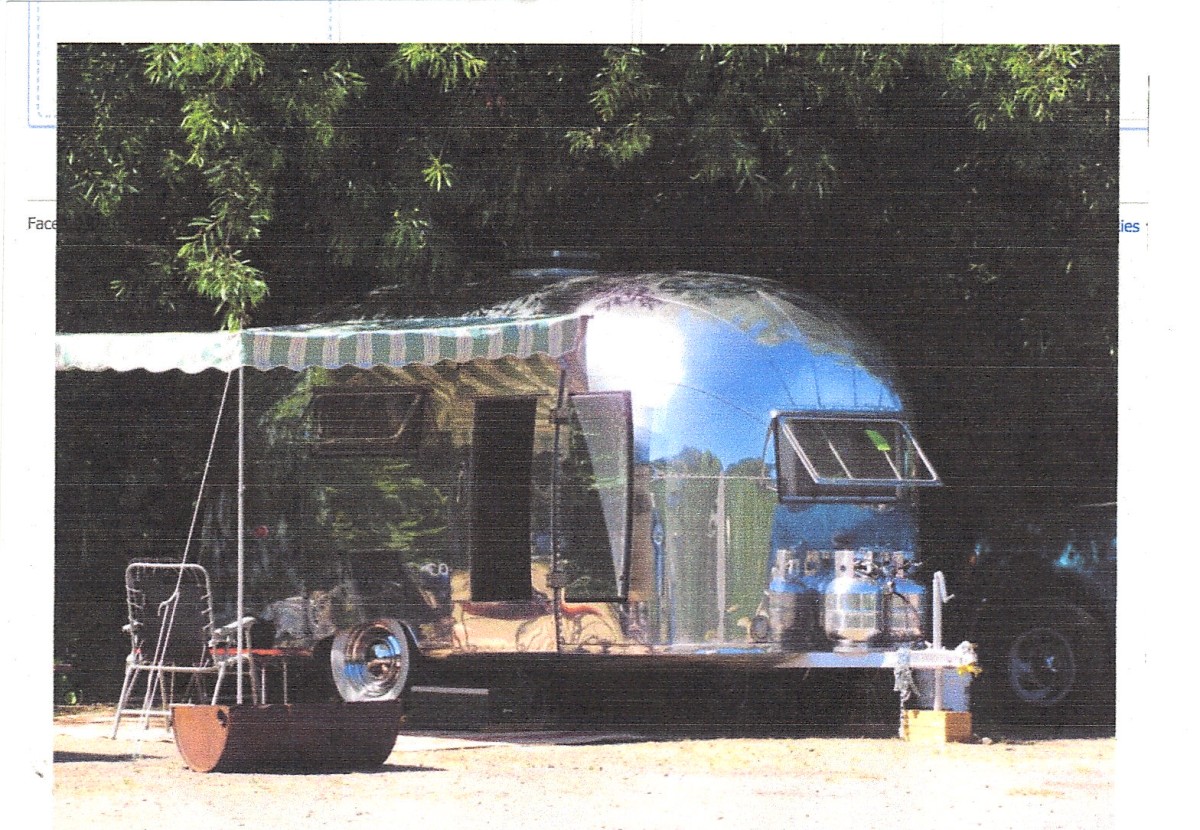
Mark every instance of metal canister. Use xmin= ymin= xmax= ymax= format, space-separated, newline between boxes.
xmin=764 ymin=548 xmax=823 ymax=650
xmin=886 ymin=575 xmax=926 ymax=644
xmin=767 ymin=586 xmax=823 ymax=650
xmin=823 ymin=550 xmax=883 ymax=649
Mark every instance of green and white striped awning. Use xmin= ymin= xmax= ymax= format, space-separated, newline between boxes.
xmin=56 ymin=314 xmax=586 ymax=373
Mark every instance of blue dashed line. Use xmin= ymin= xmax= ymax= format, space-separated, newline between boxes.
xmin=27 ymin=1 xmax=55 ymax=128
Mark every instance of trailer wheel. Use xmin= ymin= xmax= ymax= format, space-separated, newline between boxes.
xmin=330 ymin=618 xmax=412 ymax=702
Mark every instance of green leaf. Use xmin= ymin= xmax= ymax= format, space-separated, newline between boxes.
xmin=422 ymin=154 xmax=454 ymax=191
xmin=864 ymin=429 xmax=892 ymax=453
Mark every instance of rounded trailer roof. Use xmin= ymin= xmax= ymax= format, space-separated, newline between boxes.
xmin=496 ymin=271 xmax=904 ymax=408
xmin=495 ymin=272 xmax=907 ymax=468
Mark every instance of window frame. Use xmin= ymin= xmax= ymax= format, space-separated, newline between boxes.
xmin=774 ymin=412 xmax=940 ymax=502
xmin=308 ymin=386 xmax=427 ymax=454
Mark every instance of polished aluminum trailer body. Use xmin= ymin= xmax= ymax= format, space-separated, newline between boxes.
xmin=57 ymin=271 xmax=976 ymax=711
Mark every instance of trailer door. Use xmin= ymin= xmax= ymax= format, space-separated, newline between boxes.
xmin=556 ymin=391 xmax=633 ymax=601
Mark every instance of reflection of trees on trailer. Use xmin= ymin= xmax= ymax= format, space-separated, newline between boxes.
xmin=57 ymin=272 xmax=977 ymax=718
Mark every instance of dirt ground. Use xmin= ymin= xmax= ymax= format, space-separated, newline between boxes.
xmin=46 ymin=704 xmax=1115 ymax=830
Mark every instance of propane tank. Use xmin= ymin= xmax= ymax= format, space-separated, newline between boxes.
xmin=823 ymin=549 xmax=885 ymax=650
xmin=757 ymin=548 xmax=823 ymax=650
xmin=886 ymin=569 xmax=927 ymax=645
xmin=822 ymin=549 xmax=926 ymax=649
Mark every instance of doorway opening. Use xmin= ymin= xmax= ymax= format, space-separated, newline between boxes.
xmin=469 ymin=397 xmax=538 ymax=601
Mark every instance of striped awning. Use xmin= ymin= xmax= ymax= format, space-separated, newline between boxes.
xmin=56 ymin=314 xmax=586 ymax=373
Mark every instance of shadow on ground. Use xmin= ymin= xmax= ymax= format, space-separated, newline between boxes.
xmin=57 ymin=664 xmax=1116 ymax=750
xmin=400 ymin=664 xmax=1115 ymax=743
xmin=54 ymin=752 xmax=146 ymax=764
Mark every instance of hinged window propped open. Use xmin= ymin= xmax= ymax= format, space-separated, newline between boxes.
xmin=776 ymin=414 xmax=939 ymax=500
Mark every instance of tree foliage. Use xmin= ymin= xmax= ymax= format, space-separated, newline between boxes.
xmin=59 ymin=44 xmax=1115 ymax=329
xmin=59 ymin=41 xmax=1118 ymax=501
xmin=58 ymin=43 xmax=1117 ymax=505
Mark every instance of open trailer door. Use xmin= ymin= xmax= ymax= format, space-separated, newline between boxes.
xmin=551 ymin=390 xmax=633 ymax=649
xmin=469 ymin=397 xmax=540 ymax=603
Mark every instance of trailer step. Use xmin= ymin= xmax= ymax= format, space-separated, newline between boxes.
xmin=410 ymin=685 xmax=490 ymax=697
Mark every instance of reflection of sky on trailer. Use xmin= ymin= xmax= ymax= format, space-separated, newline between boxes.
xmin=547 ymin=278 xmax=903 ymax=469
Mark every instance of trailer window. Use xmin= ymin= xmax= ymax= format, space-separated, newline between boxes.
xmin=311 ymin=389 xmax=424 ymax=452
xmin=776 ymin=416 xmax=938 ymax=499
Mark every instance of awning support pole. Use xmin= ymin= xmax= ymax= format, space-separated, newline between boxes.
xmin=236 ymin=366 xmax=246 ymax=705
xmin=548 ymin=370 xmax=567 ymax=654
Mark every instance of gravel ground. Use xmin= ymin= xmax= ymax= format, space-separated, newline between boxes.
xmin=48 ymin=706 xmax=1115 ymax=830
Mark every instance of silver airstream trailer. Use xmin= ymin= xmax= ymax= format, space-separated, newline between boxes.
xmin=221 ymin=272 xmax=975 ymax=711
xmin=57 ymin=270 xmax=977 ymax=729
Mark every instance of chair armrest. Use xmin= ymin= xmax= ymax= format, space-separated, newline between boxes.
xmin=210 ymin=616 xmax=257 ymax=647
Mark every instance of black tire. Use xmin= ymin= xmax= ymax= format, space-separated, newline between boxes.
xmin=975 ymin=603 xmax=1113 ymax=725
xmin=293 ymin=637 xmax=342 ymax=702
xmin=330 ymin=618 xmax=412 ymax=702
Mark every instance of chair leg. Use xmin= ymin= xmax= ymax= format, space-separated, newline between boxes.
xmin=146 ymin=670 xmax=169 ymax=730
xmin=182 ymin=671 xmax=208 ymax=704
xmin=212 ymin=662 xmax=228 ymax=705
xmin=164 ymin=672 xmax=176 ymax=729
xmin=247 ymin=655 xmax=260 ymax=705
xmin=142 ymin=670 xmax=165 ymax=731
xmin=212 ymin=656 xmax=260 ymax=705
xmin=110 ymin=662 xmax=138 ymax=739
xmin=259 ymin=662 xmax=268 ymax=705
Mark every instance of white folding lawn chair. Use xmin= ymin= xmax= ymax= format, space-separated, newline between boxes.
xmin=111 ymin=562 xmax=257 ymax=738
